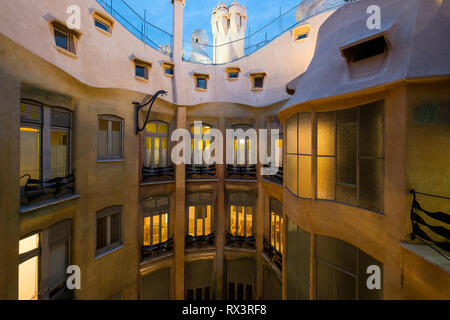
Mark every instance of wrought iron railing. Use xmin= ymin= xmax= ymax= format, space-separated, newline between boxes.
xmin=263 ymin=238 xmax=282 ymax=271
xmin=185 ymin=233 xmax=216 ymax=250
xmin=226 ymin=165 xmax=257 ymax=180
xmin=410 ymin=190 xmax=450 ymax=255
xmin=20 ymin=172 xmax=75 ymax=206
xmin=262 ymin=165 xmax=283 ymax=185
xmin=141 ymin=238 xmax=174 ymax=259
xmin=142 ymin=165 xmax=174 ymax=182
xmin=96 ymin=0 xmax=173 ymax=55
xmin=226 ymin=233 xmax=256 ymax=250
xmin=186 ymin=164 xmax=217 ymax=180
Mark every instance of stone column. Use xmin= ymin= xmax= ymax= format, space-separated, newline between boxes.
xmin=174 ymin=106 xmax=186 ymax=299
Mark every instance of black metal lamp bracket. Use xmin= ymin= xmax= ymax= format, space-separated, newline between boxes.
xmin=134 ymin=90 xmax=168 ymax=135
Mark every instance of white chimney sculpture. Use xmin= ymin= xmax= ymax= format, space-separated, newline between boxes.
xmin=211 ymin=1 xmax=247 ymax=64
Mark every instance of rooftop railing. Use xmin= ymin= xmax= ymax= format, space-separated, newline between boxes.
xmin=183 ymin=0 xmax=358 ymax=65
xmin=96 ymin=0 xmax=173 ymax=56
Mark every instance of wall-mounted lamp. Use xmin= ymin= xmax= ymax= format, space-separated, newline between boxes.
xmin=133 ymin=90 xmax=168 ymax=134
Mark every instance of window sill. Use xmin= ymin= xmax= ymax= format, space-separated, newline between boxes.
xmin=251 ymin=88 xmax=264 ymax=92
xmin=95 ymin=244 xmax=124 ymax=259
xmin=134 ymin=76 xmax=150 ymax=83
xmin=140 ymin=180 xmax=175 ymax=186
xmin=95 ymin=27 xmax=112 ymax=37
xmin=97 ymin=159 xmax=125 ymax=163
xmin=163 ymin=73 xmax=174 ymax=78
xmin=54 ymin=45 xmax=78 ymax=59
xmin=20 ymin=193 xmax=80 ymax=214
xmin=195 ymin=87 xmax=207 ymax=92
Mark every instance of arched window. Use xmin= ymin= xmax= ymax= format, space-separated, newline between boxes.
xmin=187 ymin=193 xmax=213 ymax=237
xmin=231 ymin=124 xmax=255 ymax=166
xmin=190 ymin=123 xmax=213 ymax=165
xmin=144 ymin=121 xmax=169 ymax=168
xmin=142 ymin=195 xmax=169 ymax=247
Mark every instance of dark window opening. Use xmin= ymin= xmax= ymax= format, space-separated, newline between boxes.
xmin=197 ymin=78 xmax=207 ymax=89
xmin=187 ymin=289 xmax=194 ymax=300
xmin=135 ymin=64 xmax=148 ymax=79
xmin=228 ymin=283 xmax=235 ymax=300
xmin=165 ymin=67 xmax=174 ymax=75
xmin=54 ymin=29 xmax=69 ymax=50
xmin=296 ymin=33 xmax=308 ymax=41
xmin=246 ymin=285 xmax=253 ymax=300
xmin=342 ymin=36 xmax=387 ymax=63
xmin=254 ymin=76 xmax=264 ymax=89
xmin=95 ymin=19 xmax=110 ymax=32
xmin=237 ymin=284 xmax=244 ymax=300
xmin=228 ymin=72 xmax=239 ymax=79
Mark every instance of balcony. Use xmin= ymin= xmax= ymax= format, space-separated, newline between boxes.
xmin=185 ymin=233 xmax=215 ymax=250
xmin=142 ymin=165 xmax=174 ymax=183
xmin=226 ymin=233 xmax=256 ymax=250
xmin=186 ymin=164 xmax=217 ymax=180
xmin=20 ymin=172 xmax=75 ymax=206
xmin=263 ymin=238 xmax=282 ymax=271
xmin=226 ymin=165 xmax=257 ymax=180
xmin=141 ymin=238 xmax=174 ymax=259
xmin=262 ymin=165 xmax=283 ymax=185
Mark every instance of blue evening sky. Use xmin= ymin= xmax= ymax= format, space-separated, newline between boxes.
xmin=124 ymin=0 xmax=303 ymax=44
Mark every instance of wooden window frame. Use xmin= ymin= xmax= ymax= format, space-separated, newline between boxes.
xmin=142 ymin=195 xmax=170 ymax=247
xmin=95 ymin=206 xmax=123 ymax=257
xmin=193 ymin=73 xmax=210 ymax=92
xmin=144 ymin=120 xmax=169 ymax=168
xmin=97 ymin=115 xmax=124 ymax=161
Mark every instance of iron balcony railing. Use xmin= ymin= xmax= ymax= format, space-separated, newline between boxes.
xmin=263 ymin=238 xmax=282 ymax=271
xmin=226 ymin=164 xmax=257 ymax=180
xmin=185 ymin=233 xmax=216 ymax=250
xmin=262 ymin=165 xmax=283 ymax=185
xmin=410 ymin=189 xmax=450 ymax=255
xmin=226 ymin=233 xmax=256 ymax=250
xmin=142 ymin=165 xmax=174 ymax=182
xmin=141 ymin=238 xmax=174 ymax=259
xmin=20 ymin=171 xmax=75 ymax=206
xmin=186 ymin=164 xmax=217 ymax=180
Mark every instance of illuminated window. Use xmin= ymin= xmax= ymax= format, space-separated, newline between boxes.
xmin=317 ymin=101 xmax=384 ymax=212
xmin=231 ymin=124 xmax=255 ymax=166
xmin=97 ymin=116 xmax=123 ymax=160
xmin=193 ymin=73 xmax=209 ymax=91
xmin=96 ymin=206 xmax=122 ymax=256
xmin=20 ymin=102 xmax=72 ymax=202
xmin=229 ymin=193 xmax=254 ymax=238
xmin=286 ymin=112 xmax=312 ymax=198
xmin=51 ymin=21 xmax=79 ymax=55
xmin=190 ymin=123 xmax=212 ymax=165
xmin=187 ymin=193 xmax=213 ymax=237
xmin=144 ymin=121 xmax=169 ymax=168
xmin=269 ymin=198 xmax=283 ymax=254
xmin=18 ymin=233 xmax=40 ymax=300
xmin=142 ymin=195 xmax=169 ymax=246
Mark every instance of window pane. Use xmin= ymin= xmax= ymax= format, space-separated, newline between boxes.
xmin=316 ymin=260 xmax=334 ymax=300
xmin=359 ymin=102 xmax=383 ymax=158
xmin=246 ymin=285 xmax=253 ymax=300
xmin=187 ymin=289 xmax=194 ymax=300
xmin=205 ymin=205 xmax=212 ymax=235
xmin=237 ymin=206 xmax=245 ymax=237
xmin=298 ymin=113 xmax=312 ymax=155
xmin=136 ymin=65 xmax=147 ymax=78
xmin=286 ymin=115 xmax=297 ymax=154
xmin=230 ymin=205 xmax=237 ymax=236
xmin=336 ymin=184 xmax=357 ymax=206
xmin=287 ymin=154 xmax=298 ymax=195
xmin=195 ymin=288 xmax=203 ymax=300
xmin=298 ymin=155 xmax=312 ymax=198
xmin=317 ymin=112 xmax=336 ymax=156
xmin=204 ymin=287 xmax=210 ymax=300
xmin=50 ymin=131 xmax=68 ymax=178
xmin=152 ymin=215 xmax=160 ymax=245
xmin=196 ymin=206 xmax=204 ymax=236
xmin=144 ymin=137 xmax=152 ymax=167
xmin=161 ymin=138 xmax=168 ymax=167
xmin=154 ymin=138 xmax=160 ymax=166
xmin=158 ymin=123 xmax=169 ymax=134
xmin=111 ymin=120 xmax=122 ymax=158
xmin=188 ymin=206 xmax=195 ymax=236
xmin=271 ymin=213 xmax=275 ymax=248
xmin=237 ymin=283 xmax=244 ymax=300
xmin=275 ymin=215 xmax=280 ymax=251
xmin=110 ymin=213 xmax=121 ymax=244
xmin=335 ymin=269 xmax=357 ymax=300
xmin=20 ymin=127 xmax=40 ymax=186
xmin=245 ymin=207 xmax=253 ymax=237
xmin=19 ymin=234 xmax=39 ymax=255
xmin=197 ymin=78 xmax=206 ymax=89
xmin=146 ymin=122 xmax=157 ymax=133
xmin=18 ymin=256 xmax=39 ymax=300
xmin=337 ymin=108 xmax=357 ymax=124
xmin=96 ymin=216 xmax=107 ymax=250
xmin=161 ymin=214 xmax=168 ymax=243
xmin=317 ymin=157 xmax=335 ymax=200
xmin=98 ymin=119 xmax=108 ymax=158
xmin=54 ymin=29 xmax=68 ymax=50
xmin=49 ymin=242 xmax=67 ymax=293
xmin=143 ymin=216 xmax=151 ymax=246
xmin=228 ymin=283 xmax=235 ymax=300
xmin=359 ymin=158 xmax=384 ymax=212
xmin=337 ymin=124 xmax=357 ymax=185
